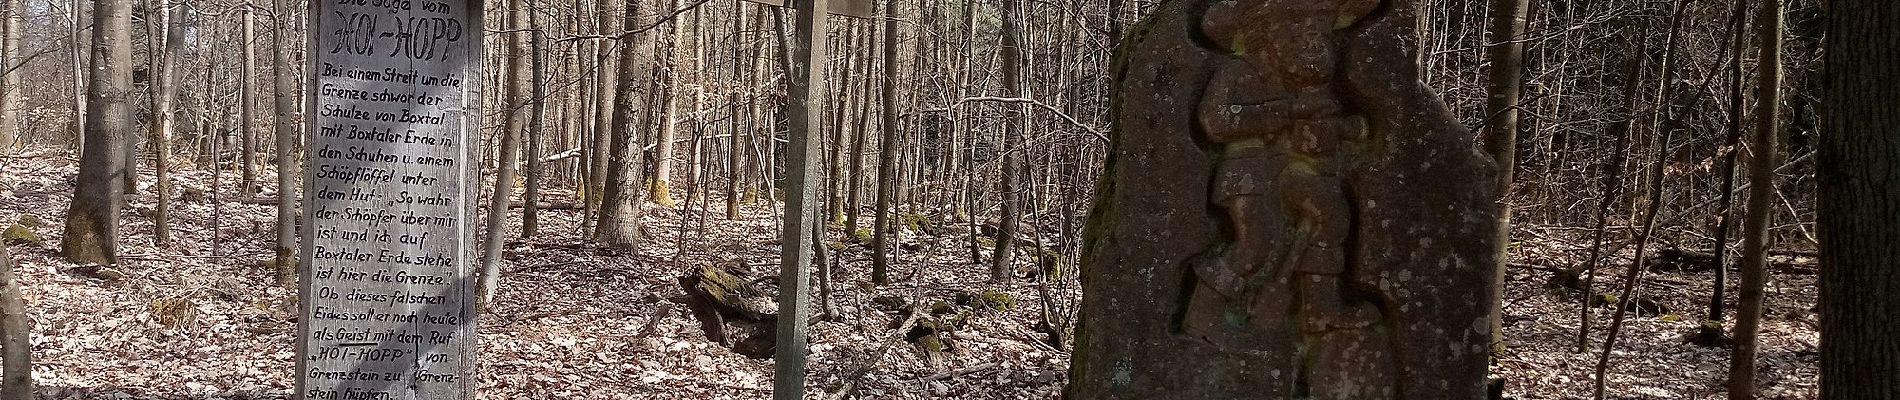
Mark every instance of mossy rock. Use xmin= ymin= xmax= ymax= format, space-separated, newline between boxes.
xmin=976 ymin=289 xmax=1015 ymax=312
xmin=3 ymin=222 xmax=42 ymax=246
xmin=898 ymin=213 xmax=932 ymax=234
xmin=974 ymin=237 xmax=997 ymax=249
xmin=917 ymin=333 xmax=948 ymax=353
xmin=929 ymin=300 xmax=957 ymax=315
xmin=850 ymin=228 xmax=873 ymax=243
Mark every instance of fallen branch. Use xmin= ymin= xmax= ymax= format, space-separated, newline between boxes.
xmin=824 ymin=306 xmax=925 ymax=400
xmin=909 ymin=363 xmax=997 ymax=383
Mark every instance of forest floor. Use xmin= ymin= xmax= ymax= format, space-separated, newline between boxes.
xmin=0 ymin=151 xmax=1818 ymax=399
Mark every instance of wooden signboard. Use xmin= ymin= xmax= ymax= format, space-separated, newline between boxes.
xmin=741 ymin=0 xmax=874 ymax=19
xmin=296 ymin=0 xmax=483 ymax=398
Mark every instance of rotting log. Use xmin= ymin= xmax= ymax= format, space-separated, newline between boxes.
xmin=677 ymin=263 xmax=778 ymax=358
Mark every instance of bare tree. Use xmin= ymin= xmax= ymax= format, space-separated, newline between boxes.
xmin=0 ymin=242 xmax=28 ymax=400
xmin=479 ymin=0 xmax=530 ymax=309
xmin=870 ymin=0 xmax=898 ymax=285
xmin=1479 ymin=0 xmax=1529 ymax=358
xmin=238 ymin=4 xmax=258 ymax=197
xmin=1726 ymin=0 xmax=1782 ymax=396
xmin=595 ymin=0 xmax=653 ymax=250
xmin=0 ymin=0 xmax=20 ymax=151
xmin=269 ymin=0 xmax=298 ymax=285
xmin=990 ymin=0 xmax=1024 ymax=283
xmin=62 ymin=0 xmax=133 ymax=265
xmin=146 ymin=0 xmax=183 ymax=245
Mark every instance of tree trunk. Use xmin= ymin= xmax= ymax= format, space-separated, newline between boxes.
xmin=69 ymin=0 xmax=89 ymax=151
xmin=0 ymin=0 xmax=21 ymax=152
xmin=1818 ymin=2 xmax=1900 ymax=399
xmin=0 ymin=243 xmax=28 ymax=400
xmin=991 ymin=0 xmax=1024 ymax=283
xmin=147 ymin=0 xmax=183 ymax=246
xmin=824 ymin=23 xmax=858 ymax=224
xmin=1705 ymin=0 xmax=1748 ymax=326
xmin=269 ymin=0 xmax=297 ymax=286
xmin=239 ymin=6 xmax=258 ymax=197
xmin=843 ymin=27 xmax=873 ymax=233
xmin=1479 ymin=0 xmax=1528 ymax=359
xmin=1725 ymin=0 xmax=1781 ymax=395
xmin=1474 ymin=0 xmax=1535 ymax=360
xmin=479 ymin=0 xmax=529 ymax=309
xmin=522 ymin=2 xmax=548 ymax=238
xmin=870 ymin=0 xmax=899 ymax=285
xmin=62 ymin=0 xmax=132 ymax=265
xmin=648 ymin=0 xmax=683 ymax=208
xmin=585 ymin=0 xmax=621 ymax=235
xmin=595 ymin=0 xmax=649 ymax=250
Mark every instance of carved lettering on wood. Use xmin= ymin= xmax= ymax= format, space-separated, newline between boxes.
xmin=296 ymin=0 xmax=482 ymax=398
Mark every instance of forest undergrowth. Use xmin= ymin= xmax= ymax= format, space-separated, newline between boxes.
xmin=0 ymin=152 xmax=1818 ymax=399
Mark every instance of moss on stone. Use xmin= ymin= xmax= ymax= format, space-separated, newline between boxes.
xmin=930 ymin=300 xmax=956 ymax=315
xmin=3 ymin=222 xmax=41 ymax=246
xmin=898 ymin=212 xmax=931 ymax=233
xmin=977 ymin=289 xmax=1015 ymax=312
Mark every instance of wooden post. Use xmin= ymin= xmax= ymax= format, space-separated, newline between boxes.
xmin=296 ymin=0 xmax=483 ymax=398
xmin=774 ymin=0 xmax=826 ymax=398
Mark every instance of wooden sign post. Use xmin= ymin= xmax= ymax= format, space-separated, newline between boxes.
xmin=296 ymin=0 xmax=483 ymax=398
xmin=774 ymin=0 xmax=827 ymax=398
xmin=750 ymin=0 xmax=873 ymax=397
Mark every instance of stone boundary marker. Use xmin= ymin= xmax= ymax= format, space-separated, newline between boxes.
xmin=297 ymin=0 xmax=483 ymax=398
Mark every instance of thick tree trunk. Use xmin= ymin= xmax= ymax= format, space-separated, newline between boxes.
xmin=62 ymin=0 xmax=132 ymax=265
xmin=595 ymin=0 xmax=650 ymax=250
xmin=1816 ymin=1 xmax=1899 ymax=399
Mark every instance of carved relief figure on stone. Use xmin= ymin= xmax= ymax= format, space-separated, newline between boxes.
xmin=1179 ymin=0 xmax=1400 ymax=397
